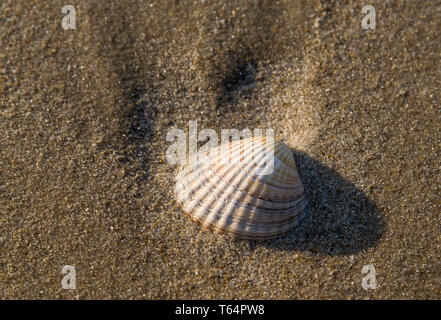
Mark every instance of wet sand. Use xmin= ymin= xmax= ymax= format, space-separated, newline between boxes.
xmin=0 ymin=0 xmax=440 ymax=299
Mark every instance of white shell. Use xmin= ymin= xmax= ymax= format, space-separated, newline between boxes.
xmin=175 ymin=137 xmax=307 ymax=239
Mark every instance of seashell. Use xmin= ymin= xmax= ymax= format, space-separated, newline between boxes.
xmin=174 ymin=137 xmax=307 ymax=240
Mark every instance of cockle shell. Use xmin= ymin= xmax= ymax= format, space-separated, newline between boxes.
xmin=175 ymin=137 xmax=307 ymax=239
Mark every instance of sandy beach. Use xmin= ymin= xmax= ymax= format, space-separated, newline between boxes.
xmin=0 ymin=0 xmax=440 ymax=299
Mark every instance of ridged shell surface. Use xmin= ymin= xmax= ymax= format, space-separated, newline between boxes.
xmin=175 ymin=137 xmax=307 ymax=239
